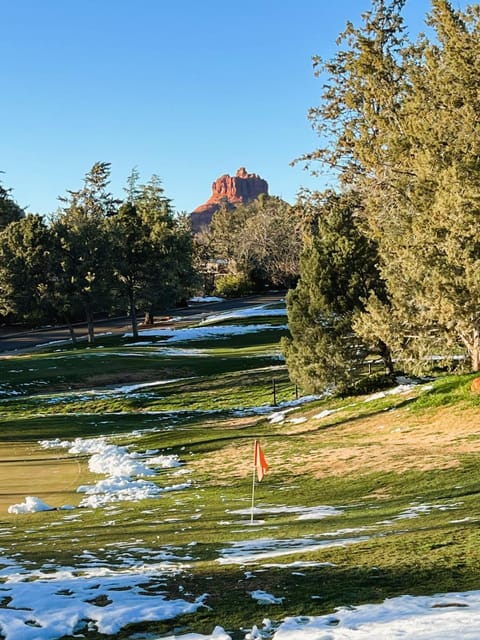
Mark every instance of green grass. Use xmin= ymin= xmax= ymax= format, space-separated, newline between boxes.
xmin=1 ymin=310 xmax=480 ymax=638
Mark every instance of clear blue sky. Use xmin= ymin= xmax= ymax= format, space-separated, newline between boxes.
xmin=1 ymin=0 xmax=468 ymax=216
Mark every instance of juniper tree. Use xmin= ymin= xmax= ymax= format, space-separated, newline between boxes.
xmin=108 ymin=200 xmax=150 ymax=338
xmin=302 ymin=0 xmax=480 ymax=373
xmin=282 ymin=190 xmax=390 ymax=394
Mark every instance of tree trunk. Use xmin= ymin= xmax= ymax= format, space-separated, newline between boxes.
xmin=66 ymin=318 xmax=77 ymax=344
xmin=85 ymin=307 xmax=95 ymax=344
xmin=377 ymin=340 xmax=394 ymax=375
xmin=129 ymin=290 xmax=138 ymax=339
xmin=471 ymin=327 xmax=480 ymax=372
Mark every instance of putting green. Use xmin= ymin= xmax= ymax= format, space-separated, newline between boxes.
xmin=0 ymin=442 xmax=87 ymax=513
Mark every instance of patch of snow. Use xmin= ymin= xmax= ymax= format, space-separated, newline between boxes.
xmin=380 ymin=502 xmax=463 ymax=523
xmin=148 ymin=454 xmax=182 ymax=468
xmin=245 ymin=619 xmax=273 ymax=640
xmin=34 ymin=437 xmax=189 ymax=510
xmin=217 ymin=535 xmax=368 ymax=565
xmin=313 ymin=408 xmax=338 ymax=419
xmin=227 ymin=505 xmax=342 ymax=520
xmin=157 ymin=347 xmax=208 ymax=357
xmin=0 ymin=564 xmax=207 ymax=640
xmin=200 ymin=304 xmax=287 ymax=325
xmin=250 ymin=590 xmax=284 ymax=605
xmin=289 ymin=417 xmax=307 ymax=424
xmin=271 ymin=590 xmax=480 ymax=639
xmin=129 ymin=323 xmax=288 ymax=342
xmin=189 ymin=296 xmax=225 ymax=303
xmin=363 ymin=384 xmax=416 ymax=403
xmin=7 ymin=496 xmax=55 ymax=514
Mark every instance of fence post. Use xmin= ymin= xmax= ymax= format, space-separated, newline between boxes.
xmin=295 ymin=384 xmax=299 ymax=400
xmin=272 ymin=378 xmax=277 ymax=406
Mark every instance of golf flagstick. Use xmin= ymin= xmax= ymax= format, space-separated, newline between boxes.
xmin=251 ymin=440 xmax=269 ymax=524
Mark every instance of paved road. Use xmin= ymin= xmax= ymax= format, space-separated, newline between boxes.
xmin=0 ymin=292 xmax=286 ymax=354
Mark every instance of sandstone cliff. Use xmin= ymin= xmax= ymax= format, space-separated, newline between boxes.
xmin=190 ymin=167 xmax=268 ymax=232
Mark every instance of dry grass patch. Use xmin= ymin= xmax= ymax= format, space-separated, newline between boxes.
xmin=189 ymin=403 xmax=480 ymax=485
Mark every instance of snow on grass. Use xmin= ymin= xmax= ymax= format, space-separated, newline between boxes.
xmin=160 ymin=627 xmax=232 ymax=640
xmin=161 ymin=590 xmax=480 ymax=638
xmin=216 ymin=535 xmax=369 ymax=565
xmin=363 ymin=381 xmax=423 ymax=403
xmin=7 ymin=496 xmax=69 ymax=514
xmin=270 ymin=590 xmax=480 ymax=639
xmin=189 ymin=296 xmax=225 ymax=303
xmin=313 ymin=408 xmax=338 ymax=420
xmin=199 ymin=303 xmax=287 ymax=325
xmin=128 ymin=323 xmax=288 ymax=341
xmin=0 ymin=563 xmax=207 ymax=640
xmin=249 ymin=590 xmax=284 ymax=605
xmin=227 ymin=505 xmax=343 ymax=521
xmin=379 ymin=502 xmax=462 ymax=524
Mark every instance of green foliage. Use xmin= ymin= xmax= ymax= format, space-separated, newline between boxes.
xmin=283 ymin=190 xmax=389 ymax=394
xmin=0 ymin=214 xmax=55 ymax=323
xmin=52 ymin=162 xmax=116 ymax=342
xmin=0 ymin=177 xmax=25 ymax=230
xmin=303 ymin=0 xmax=480 ymax=374
xmin=130 ymin=175 xmax=195 ymax=317
xmin=0 ymin=163 xmax=195 ymax=336
xmin=214 ymin=273 xmax=253 ymax=297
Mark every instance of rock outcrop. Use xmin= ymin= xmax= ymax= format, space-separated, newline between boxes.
xmin=190 ymin=167 xmax=268 ymax=232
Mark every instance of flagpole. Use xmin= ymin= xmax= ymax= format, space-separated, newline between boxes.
xmin=251 ymin=440 xmax=257 ymax=524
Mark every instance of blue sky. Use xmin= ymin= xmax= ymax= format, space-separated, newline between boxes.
xmin=1 ymin=0 xmax=468 ymax=216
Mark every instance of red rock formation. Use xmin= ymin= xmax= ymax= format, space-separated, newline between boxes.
xmin=191 ymin=167 xmax=268 ymax=232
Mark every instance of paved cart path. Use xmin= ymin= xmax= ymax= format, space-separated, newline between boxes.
xmin=0 ymin=293 xmax=285 ymax=354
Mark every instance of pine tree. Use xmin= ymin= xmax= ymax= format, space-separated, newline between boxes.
xmin=53 ymin=162 xmax=117 ymax=343
xmin=108 ymin=201 xmax=150 ymax=338
xmin=0 ymin=178 xmax=25 ymax=230
xmin=0 ymin=214 xmax=54 ymax=324
xmin=129 ymin=175 xmax=194 ymax=324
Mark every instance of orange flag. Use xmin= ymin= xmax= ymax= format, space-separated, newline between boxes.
xmin=254 ymin=440 xmax=269 ymax=482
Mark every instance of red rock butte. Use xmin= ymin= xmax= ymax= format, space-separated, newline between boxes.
xmin=190 ymin=167 xmax=269 ymax=232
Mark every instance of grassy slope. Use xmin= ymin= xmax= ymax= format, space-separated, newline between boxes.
xmin=0 ymin=318 xmax=480 ymax=638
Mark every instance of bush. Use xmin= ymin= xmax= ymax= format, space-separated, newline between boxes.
xmin=214 ymin=274 xmax=253 ymax=298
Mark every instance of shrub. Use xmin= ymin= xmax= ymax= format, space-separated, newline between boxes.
xmin=214 ymin=274 xmax=253 ymax=298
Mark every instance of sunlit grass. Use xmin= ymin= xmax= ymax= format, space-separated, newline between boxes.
xmin=1 ymin=308 xmax=480 ymax=637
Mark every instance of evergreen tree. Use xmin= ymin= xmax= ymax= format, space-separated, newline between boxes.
xmin=282 ymin=190 xmax=390 ymax=394
xmin=0 ymin=214 xmax=54 ymax=324
xmin=127 ymin=175 xmax=194 ymax=324
xmin=0 ymin=178 xmax=25 ymax=230
xmin=108 ymin=201 xmax=150 ymax=338
xmin=302 ymin=0 xmax=480 ymax=373
xmin=53 ymin=162 xmax=117 ymax=343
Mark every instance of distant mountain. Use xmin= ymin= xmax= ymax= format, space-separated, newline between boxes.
xmin=190 ymin=167 xmax=269 ymax=232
